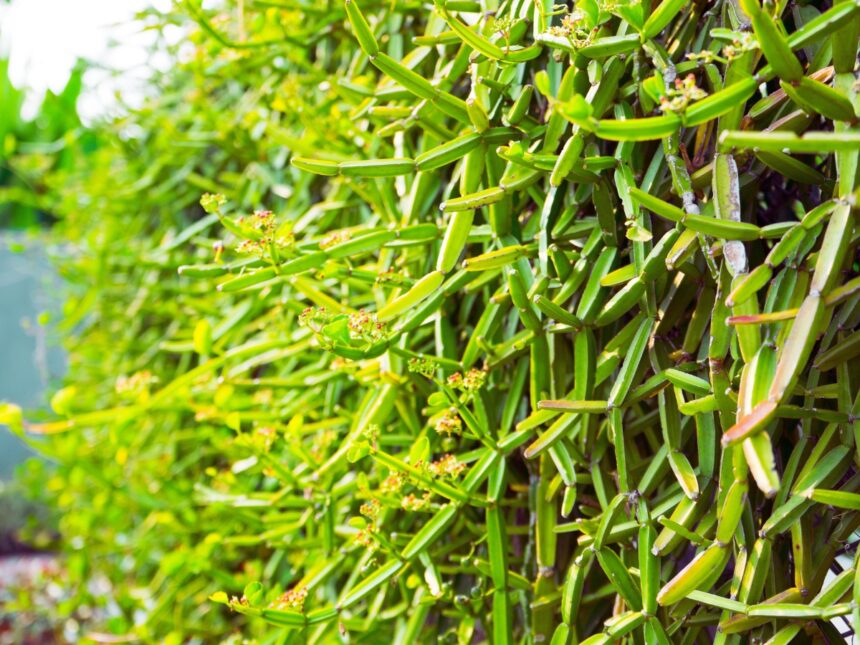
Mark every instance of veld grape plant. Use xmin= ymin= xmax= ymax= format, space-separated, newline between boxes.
xmin=5 ymin=0 xmax=860 ymax=642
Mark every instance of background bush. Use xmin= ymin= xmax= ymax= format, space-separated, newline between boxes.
xmin=6 ymin=0 xmax=860 ymax=643
xmin=0 ymin=57 xmax=89 ymax=229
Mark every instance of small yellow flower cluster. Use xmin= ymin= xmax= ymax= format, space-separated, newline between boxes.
xmin=361 ymin=423 xmax=380 ymax=443
xmin=659 ymin=74 xmax=708 ymax=114
xmin=493 ymin=16 xmax=515 ymax=40
xmin=354 ymin=528 xmax=377 ymax=548
xmin=547 ymin=10 xmax=592 ymax=47
xmin=723 ymin=33 xmax=757 ymax=60
xmin=360 ymin=499 xmax=381 ymax=519
xmin=200 ymin=192 xmax=226 ymax=214
xmin=380 ymin=471 xmax=406 ymax=494
xmin=428 ymin=454 xmax=466 ymax=478
xmin=401 ymin=492 xmax=432 ymax=511
xmin=408 ymin=357 xmax=438 ymax=378
xmin=348 ymin=310 xmax=387 ymax=343
xmin=434 ymin=409 xmax=463 ymax=437
xmin=448 ymin=368 xmax=487 ymax=393
xmin=686 ymin=50 xmax=720 ymax=64
xmin=299 ymin=306 xmax=330 ymax=332
xmin=270 ymin=587 xmax=307 ymax=611
xmin=236 ymin=210 xmax=294 ymax=256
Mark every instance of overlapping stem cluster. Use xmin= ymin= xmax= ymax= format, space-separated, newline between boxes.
xmin=17 ymin=0 xmax=860 ymax=642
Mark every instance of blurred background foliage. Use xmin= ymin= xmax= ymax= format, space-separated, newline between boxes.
xmin=3 ymin=2 xmax=318 ymax=641
xmin=0 ymin=58 xmax=90 ymax=229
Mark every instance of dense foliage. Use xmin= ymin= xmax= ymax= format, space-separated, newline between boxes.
xmin=6 ymin=0 xmax=860 ymax=642
xmin=0 ymin=58 xmax=88 ymax=228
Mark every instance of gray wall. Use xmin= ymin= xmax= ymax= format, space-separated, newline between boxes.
xmin=0 ymin=234 xmax=64 ymax=480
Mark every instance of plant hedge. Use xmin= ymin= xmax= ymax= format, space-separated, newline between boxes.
xmin=5 ymin=0 xmax=860 ymax=642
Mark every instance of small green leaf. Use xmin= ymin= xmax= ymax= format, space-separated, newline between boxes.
xmin=243 ymin=582 xmax=265 ymax=607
